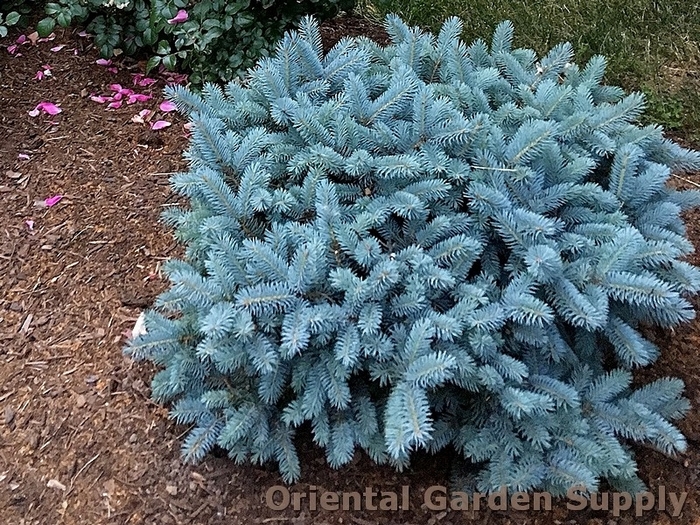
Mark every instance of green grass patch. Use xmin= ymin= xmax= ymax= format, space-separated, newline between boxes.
xmin=371 ymin=0 xmax=700 ymax=139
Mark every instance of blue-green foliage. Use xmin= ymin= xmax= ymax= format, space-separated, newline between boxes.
xmin=125 ymin=15 xmax=700 ymax=494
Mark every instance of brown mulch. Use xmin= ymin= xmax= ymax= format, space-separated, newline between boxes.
xmin=0 ymin=14 xmax=699 ymax=525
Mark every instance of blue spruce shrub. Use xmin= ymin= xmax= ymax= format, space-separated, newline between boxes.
xmin=125 ymin=15 xmax=700 ymax=494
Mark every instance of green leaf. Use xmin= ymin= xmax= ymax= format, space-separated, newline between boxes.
xmin=202 ymin=19 xmax=221 ymax=31
xmin=157 ymin=40 xmax=171 ymax=55
xmin=235 ymin=13 xmax=254 ymax=27
xmin=44 ymin=3 xmax=61 ymax=16
xmin=143 ymin=27 xmax=156 ymax=46
xmin=69 ymin=3 xmax=88 ymax=19
xmin=56 ymin=11 xmax=71 ymax=28
xmin=5 ymin=11 xmax=20 ymax=26
xmin=36 ymin=17 xmax=56 ymax=38
xmin=145 ymin=55 xmax=161 ymax=73
xmin=100 ymin=43 xmax=113 ymax=57
xmin=0 ymin=26 xmax=7 ymax=39
xmin=163 ymin=53 xmax=177 ymax=70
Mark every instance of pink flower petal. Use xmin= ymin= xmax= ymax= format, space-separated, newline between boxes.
xmin=44 ymin=195 xmax=63 ymax=207
xmin=37 ymin=33 xmax=56 ymax=42
xmin=150 ymin=120 xmax=171 ymax=130
xmin=131 ymin=108 xmax=153 ymax=123
xmin=25 ymin=220 xmax=34 ymax=230
xmin=16 ymin=35 xmax=27 ymax=45
xmin=35 ymin=71 xmax=44 ymax=81
xmin=138 ymin=77 xmax=157 ymax=87
xmin=96 ymin=58 xmax=112 ymax=66
xmin=50 ymin=44 xmax=65 ymax=52
xmin=90 ymin=95 xmax=107 ymax=104
xmin=159 ymin=100 xmax=177 ymax=112
xmin=42 ymin=64 xmax=52 ymax=70
xmin=109 ymin=84 xmax=123 ymax=92
xmin=37 ymin=102 xmax=62 ymax=115
xmin=78 ymin=30 xmax=91 ymax=38
xmin=18 ymin=153 xmax=31 ymax=160
xmin=8 ymin=45 xmax=18 ymax=54
xmin=128 ymin=94 xmax=152 ymax=104
xmin=108 ymin=101 xmax=123 ymax=109
xmin=167 ymin=9 xmax=188 ymax=24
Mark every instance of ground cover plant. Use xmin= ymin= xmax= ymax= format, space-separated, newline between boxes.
xmin=1 ymin=0 xmax=355 ymax=83
xmin=125 ymin=14 xmax=700 ymax=496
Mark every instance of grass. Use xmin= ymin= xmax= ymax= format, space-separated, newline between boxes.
xmin=369 ymin=0 xmax=700 ymax=140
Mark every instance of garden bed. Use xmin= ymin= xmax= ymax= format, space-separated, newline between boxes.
xmin=0 ymin=16 xmax=699 ymax=525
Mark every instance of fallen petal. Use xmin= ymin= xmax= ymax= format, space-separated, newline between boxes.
xmin=27 ymin=32 xmax=39 ymax=44
xmin=37 ymin=102 xmax=62 ymax=115
xmin=16 ymin=35 xmax=27 ymax=45
xmin=50 ymin=45 xmax=65 ymax=52
xmin=28 ymin=109 xmax=40 ymax=117
xmin=96 ymin=58 xmax=112 ymax=66
xmin=128 ymin=94 xmax=151 ymax=104
xmin=139 ymin=109 xmax=152 ymax=118
xmin=159 ymin=100 xmax=177 ymax=112
xmin=78 ymin=30 xmax=90 ymax=37
xmin=109 ymin=84 xmax=122 ymax=92
xmin=25 ymin=220 xmax=34 ymax=230
xmin=150 ymin=120 xmax=171 ymax=130
xmin=131 ymin=114 xmax=145 ymax=124
xmin=131 ymin=312 xmax=147 ymax=338
xmin=107 ymin=101 xmax=123 ymax=109
xmin=18 ymin=153 xmax=31 ymax=160
xmin=90 ymin=96 xmax=107 ymax=104
xmin=167 ymin=9 xmax=188 ymax=24
xmin=44 ymin=195 xmax=63 ymax=207
xmin=35 ymin=71 xmax=44 ymax=81
xmin=138 ymin=77 xmax=157 ymax=87
xmin=8 ymin=45 xmax=18 ymax=55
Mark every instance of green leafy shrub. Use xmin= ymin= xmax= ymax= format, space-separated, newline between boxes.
xmin=0 ymin=0 xmax=31 ymax=38
xmin=0 ymin=10 xmax=21 ymax=38
xmin=126 ymin=15 xmax=700 ymax=494
xmin=31 ymin=0 xmax=354 ymax=83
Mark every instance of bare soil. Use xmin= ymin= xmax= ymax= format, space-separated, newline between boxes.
xmin=0 ymin=15 xmax=699 ymax=525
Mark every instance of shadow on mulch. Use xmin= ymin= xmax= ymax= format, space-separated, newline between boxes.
xmin=0 ymin=14 xmax=698 ymax=525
